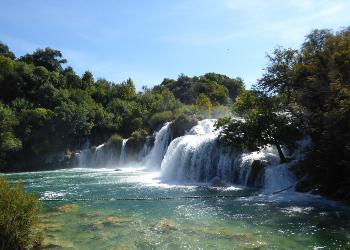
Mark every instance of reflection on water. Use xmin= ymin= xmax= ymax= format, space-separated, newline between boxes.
xmin=3 ymin=168 xmax=350 ymax=249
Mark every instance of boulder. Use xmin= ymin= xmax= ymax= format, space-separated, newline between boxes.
xmin=210 ymin=177 xmax=226 ymax=187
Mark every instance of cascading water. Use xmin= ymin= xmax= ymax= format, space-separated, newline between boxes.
xmin=77 ymin=139 xmax=91 ymax=168
xmin=76 ymin=119 xmax=301 ymax=191
xmin=161 ymin=119 xmax=221 ymax=183
xmin=160 ymin=119 xmax=298 ymax=191
xmin=119 ymin=139 xmax=129 ymax=165
xmin=144 ymin=122 xmax=172 ymax=168
xmin=77 ymin=142 xmax=118 ymax=168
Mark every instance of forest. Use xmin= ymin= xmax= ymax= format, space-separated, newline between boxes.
xmin=0 ymin=43 xmax=243 ymax=171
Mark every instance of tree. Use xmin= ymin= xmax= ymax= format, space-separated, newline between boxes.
xmin=196 ymin=93 xmax=212 ymax=117
xmin=0 ymin=103 xmax=22 ymax=164
xmin=257 ymin=47 xmax=299 ymax=103
xmin=0 ymin=55 xmax=14 ymax=75
xmin=0 ymin=42 xmax=15 ymax=59
xmin=19 ymin=47 xmax=67 ymax=72
xmin=217 ymin=91 xmax=302 ymax=163
xmin=0 ymin=177 xmax=41 ymax=249
xmin=81 ymin=71 xmax=95 ymax=91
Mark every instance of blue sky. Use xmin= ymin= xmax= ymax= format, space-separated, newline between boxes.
xmin=1 ymin=0 xmax=349 ymax=89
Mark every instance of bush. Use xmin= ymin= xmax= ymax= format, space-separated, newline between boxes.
xmin=131 ymin=129 xmax=149 ymax=141
xmin=148 ymin=111 xmax=173 ymax=129
xmin=106 ymin=133 xmax=123 ymax=146
xmin=171 ymin=114 xmax=198 ymax=138
xmin=0 ymin=177 xmax=41 ymax=249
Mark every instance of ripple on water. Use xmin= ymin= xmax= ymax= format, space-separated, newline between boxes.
xmin=3 ymin=168 xmax=350 ymax=249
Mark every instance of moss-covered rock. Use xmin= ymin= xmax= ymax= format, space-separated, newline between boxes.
xmin=55 ymin=204 xmax=79 ymax=213
xmin=82 ymin=216 xmax=131 ymax=230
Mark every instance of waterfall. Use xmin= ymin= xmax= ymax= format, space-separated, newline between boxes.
xmin=161 ymin=119 xmax=219 ymax=182
xmin=160 ymin=119 xmax=298 ymax=190
xmin=140 ymin=136 xmax=153 ymax=161
xmin=145 ymin=122 xmax=172 ymax=168
xmin=119 ymin=139 xmax=129 ymax=165
xmin=76 ymin=118 xmax=301 ymax=191
xmin=77 ymin=143 xmax=118 ymax=168
xmin=78 ymin=139 xmax=91 ymax=168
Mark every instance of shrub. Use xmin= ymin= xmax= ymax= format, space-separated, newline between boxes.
xmin=148 ymin=111 xmax=173 ymax=129
xmin=0 ymin=177 xmax=41 ymax=249
xmin=106 ymin=133 xmax=123 ymax=146
xmin=131 ymin=129 xmax=149 ymax=141
xmin=171 ymin=114 xmax=198 ymax=138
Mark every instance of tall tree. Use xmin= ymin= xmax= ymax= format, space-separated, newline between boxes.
xmin=19 ymin=47 xmax=67 ymax=72
xmin=0 ymin=42 xmax=15 ymax=59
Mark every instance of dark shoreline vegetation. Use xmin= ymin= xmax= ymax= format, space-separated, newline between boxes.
xmin=0 ymin=27 xmax=349 ymax=206
xmin=0 ymin=177 xmax=41 ymax=249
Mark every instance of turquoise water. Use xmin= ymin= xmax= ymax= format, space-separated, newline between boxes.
xmin=3 ymin=167 xmax=350 ymax=249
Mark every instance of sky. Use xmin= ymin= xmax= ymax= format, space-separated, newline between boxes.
xmin=1 ymin=0 xmax=349 ymax=89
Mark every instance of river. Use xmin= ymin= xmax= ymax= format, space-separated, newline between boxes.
xmin=4 ymin=167 xmax=350 ymax=249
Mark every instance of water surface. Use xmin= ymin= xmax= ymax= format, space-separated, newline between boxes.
xmin=4 ymin=168 xmax=350 ymax=249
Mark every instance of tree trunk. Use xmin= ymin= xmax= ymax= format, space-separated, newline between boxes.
xmin=275 ymin=143 xmax=287 ymax=164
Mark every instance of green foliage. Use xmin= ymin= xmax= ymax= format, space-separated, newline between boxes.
xmin=0 ymin=103 xmax=22 ymax=164
xmin=0 ymin=42 xmax=15 ymax=60
xmin=131 ymin=129 xmax=149 ymax=140
xmin=158 ymin=73 xmax=243 ymax=105
xmin=196 ymin=93 xmax=213 ymax=117
xmin=217 ymin=27 xmax=350 ymax=200
xmin=106 ymin=133 xmax=123 ymax=146
xmin=0 ymin=177 xmax=41 ymax=249
xmin=148 ymin=111 xmax=174 ymax=129
xmin=19 ymin=47 xmax=67 ymax=72
xmin=171 ymin=114 xmax=198 ymax=138
xmin=0 ymin=42 xmax=242 ymax=170
xmin=0 ymin=55 xmax=14 ymax=75
xmin=218 ymin=90 xmax=302 ymax=162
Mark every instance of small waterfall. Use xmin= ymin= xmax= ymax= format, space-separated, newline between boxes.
xmin=140 ymin=136 xmax=153 ymax=161
xmin=78 ymin=139 xmax=91 ymax=168
xmin=119 ymin=139 xmax=129 ymax=165
xmin=77 ymin=143 xmax=118 ymax=168
xmin=145 ymin=122 xmax=172 ymax=168
xmin=264 ymin=163 xmax=296 ymax=192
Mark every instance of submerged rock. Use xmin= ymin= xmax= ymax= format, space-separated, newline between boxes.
xmin=55 ymin=204 xmax=79 ymax=213
xmin=83 ymin=216 xmax=131 ymax=230
xmin=103 ymin=216 xmax=130 ymax=226
xmin=152 ymin=219 xmax=177 ymax=233
xmin=37 ymin=221 xmax=64 ymax=233
xmin=210 ymin=177 xmax=226 ymax=187
xmin=41 ymin=236 xmax=76 ymax=249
